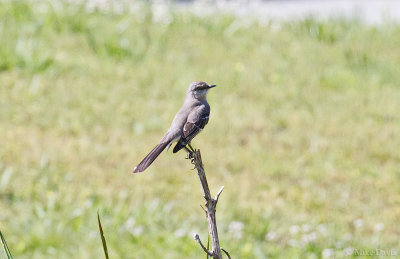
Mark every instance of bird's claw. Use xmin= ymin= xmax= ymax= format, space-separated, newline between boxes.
xmin=185 ymin=152 xmax=194 ymax=160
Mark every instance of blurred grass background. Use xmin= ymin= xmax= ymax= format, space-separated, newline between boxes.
xmin=1 ymin=1 xmax=400 ymax=258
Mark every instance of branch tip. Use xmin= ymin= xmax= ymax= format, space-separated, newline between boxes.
xmin=215 ymin=186 xmax=224 ymax=201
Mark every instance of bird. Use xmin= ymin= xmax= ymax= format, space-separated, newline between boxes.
xmin=133 ymin=81 xmax=216 ymax=173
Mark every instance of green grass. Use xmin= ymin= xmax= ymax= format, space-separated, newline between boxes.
xmin=97 ymin=211 xmax=109 ymax=259
xmin=1 ymin=1 xmax=400 ymax=258
xmin=0 ymin=230 xmax=14 ymax=259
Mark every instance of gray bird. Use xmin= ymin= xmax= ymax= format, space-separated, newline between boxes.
xmin=133 ymin=81 xmax=216 ymax=173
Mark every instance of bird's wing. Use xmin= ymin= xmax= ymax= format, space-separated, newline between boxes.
xmin=182 ymin=107 xmax=210 ymax=142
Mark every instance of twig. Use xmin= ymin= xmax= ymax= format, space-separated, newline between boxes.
xmin=221 ymin=248 xmax=231 ymax=259
xmin=191 ymin=149 xmax=229 ymax=259
xmin=215 ymin=186 xmax=224 ymax=202
xmin=200 ymin=204 xmax=207 ymax=214
xmin=194 ymin=234 xmax=214 ymax=257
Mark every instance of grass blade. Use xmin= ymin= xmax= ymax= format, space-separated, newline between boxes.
xmin=97 ymin=211 xmax=110 ymax=259
xmin=206 ymin=233 xmax=210 ymax=259
xmin=0 ymin=230 xmax=13 ymax=259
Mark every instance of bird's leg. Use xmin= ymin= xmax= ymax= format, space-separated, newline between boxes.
xmin=185 ymin=144 xmax=197 ymax=166
xmin=184 ymin=146 xmax=194 ymax=160
xmin=187 ymin=144 xmax=198 ymax=167
xmin=187 ymin=143 xmax=196 ymax=152
xmin=183 ymin=146 xmax=196 ymax=168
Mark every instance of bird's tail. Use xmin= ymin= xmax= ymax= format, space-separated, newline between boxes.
xmin=133 ymin=142 xmax=169 ymax=173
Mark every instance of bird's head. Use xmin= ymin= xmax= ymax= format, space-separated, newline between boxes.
xmin=187 ymin=81 xmax=216 ymax=100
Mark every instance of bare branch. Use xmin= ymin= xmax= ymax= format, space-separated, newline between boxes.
xmin=190 ymin=149 xmax=225 ymax=259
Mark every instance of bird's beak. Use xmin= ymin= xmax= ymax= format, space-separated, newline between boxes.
xmin=208 ymin=85 xmax=216 ymax=89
